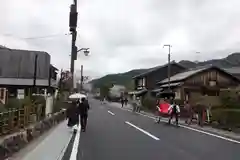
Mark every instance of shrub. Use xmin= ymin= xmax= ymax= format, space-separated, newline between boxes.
xmin=22 ymin=96 xmax=32 ymax=106
xmin=31 ymin=95 xmax=45 ymax=105
xmin=142 ymin=96 xmax=156 ymax=111
xmin=211 ymin=109 xmax=240 ymax=128
xmin=5 ymin=98 xmax=24 ymax=109
xmin=219 ymin=89 xmax=240 ymax=108
xmin=0 ymin=102 xmax=7 ymax=112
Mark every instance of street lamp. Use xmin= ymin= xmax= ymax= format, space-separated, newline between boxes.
xmin=70 ymin=47 xmax=90 ymax=59
xmin=77 ymin=48 xmax=90 ymax=57
xmin=163 ymin=44 xmax=172 ymax=91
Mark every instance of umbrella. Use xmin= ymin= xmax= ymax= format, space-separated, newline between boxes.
xmin=69 ymin=93 xmax=87 ymax=99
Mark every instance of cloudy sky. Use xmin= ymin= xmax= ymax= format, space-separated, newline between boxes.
xmin=1 ymin=0 xmax=240 ymax=79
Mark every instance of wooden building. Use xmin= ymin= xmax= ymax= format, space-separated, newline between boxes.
xmin=131 ymin=62 xmax=186 ymax=97
xmin=157 ymin=65 xmax=240 ymax=102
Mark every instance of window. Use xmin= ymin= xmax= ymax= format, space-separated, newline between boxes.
xmin=142 ymin=78 xmax=146 ymax=86
xmin=209 ymin=81 xmax=216 ymax=86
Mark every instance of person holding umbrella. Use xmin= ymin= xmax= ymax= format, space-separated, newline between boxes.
xmin=66 ymin=100 xmax=80 ymax=132
xmin=79 ymin=97 xmax=90 ymax=132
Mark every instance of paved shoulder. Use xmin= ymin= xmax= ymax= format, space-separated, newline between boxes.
xmin=20 ymin=121 xmax=73 ymax=160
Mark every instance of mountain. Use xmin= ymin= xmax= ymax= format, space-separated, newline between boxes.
xmin=91 ymin=53 xmax=240 ymax=89
xmin=90 ymin=69 xmax=148 ymax=89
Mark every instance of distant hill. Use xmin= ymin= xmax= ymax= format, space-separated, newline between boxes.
xmin=91 ymin=53 xmax=240 ymax=89
xmin=91 ymin=69 xmax=148 ymax=89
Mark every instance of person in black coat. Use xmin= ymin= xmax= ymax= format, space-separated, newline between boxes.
xmin=79 ymin=97 xmax=90 ymax=132
xmin=66 ymin=100 xmax=80 ymax=128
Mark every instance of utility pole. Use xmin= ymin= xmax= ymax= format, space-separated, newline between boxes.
xmin=163 ymin=44 xmax=171 ymax=91
xmin=32 ymin=54 xmax=38 ymax=95
xmin=69 ymin=0 xmax=78 ymax=91
xmin=80 ymin=65 xmax=83 ymax=92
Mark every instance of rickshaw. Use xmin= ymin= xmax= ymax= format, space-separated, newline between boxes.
xmin=155 ymin=91 xmax=175 ymax=123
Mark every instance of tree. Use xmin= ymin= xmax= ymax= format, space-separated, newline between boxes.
xmin=100 ymin=85 xmax=110 ymax=98
xmin=125 ymin=80 xmax=134 ymax=91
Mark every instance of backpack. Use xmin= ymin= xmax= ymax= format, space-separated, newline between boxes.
xmin=172 ymin=104 xmax=177 ymax=113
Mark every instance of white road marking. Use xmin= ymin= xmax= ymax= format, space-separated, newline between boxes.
xmin=125 ymin=121 xmax=160 ymax=141
xmin=108 ymin=110 xmax=115 ymax=116
xmin=70 ymin=124 xmax=81 ymax=160
xmin=138 ymin=112 xmax=240 ymax=144
xmin=114 ymin=104 xmax=240 ymax=144
xmin=56 ymin=131 xmax=73 ymax=160
xmin=179 ymin=125 xmax=240 ymax=144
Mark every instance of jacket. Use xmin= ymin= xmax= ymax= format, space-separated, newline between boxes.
xmin=168 ymin=104 xmax=180 ymax=113
xmin=79 ymin=100 xmax=90 ymax=115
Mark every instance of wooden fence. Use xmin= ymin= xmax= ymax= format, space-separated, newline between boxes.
xmin=0 ymin=105 xmax=44 ymax=135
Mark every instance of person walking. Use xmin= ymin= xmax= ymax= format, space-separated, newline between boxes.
xmin=184 ymin=101 xmax=194 ymax=125
xmin=168 ymin=101 xmax=180 ymax=126
xmin=66 ymin=100 xmax=80 ymax=130
xmin=124 ymin=97 xmax=128 ymax=106
xmin=136 ymin=98 xmax=141 ymax=113
xmin=120 ymin=97 xmax=124 ymax=108
xmin=79 ymin=97 xmax=90 ymax=132
xmin=155 ymin=99 xmax=161 ymax=123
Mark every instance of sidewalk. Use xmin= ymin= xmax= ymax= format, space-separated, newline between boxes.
xmin=109 ymin=102 xmax=240 ymax=140
xmin=11 ymin=120 xmax=72 ymax=160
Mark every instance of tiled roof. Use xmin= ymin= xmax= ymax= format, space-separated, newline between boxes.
xmin=159 ymin=82 xmax=182 ymax=88
xmin=223 ymin=67 xmax=240 ymax=74
xmin=133 ymin=61 xmax=185 ymax=79
xmin=158 ymin=65 xmax=212 ymax=84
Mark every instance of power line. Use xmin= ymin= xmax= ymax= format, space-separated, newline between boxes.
xmin=1 ymin=33 xmax=70 ymax=40
xmin=23 ymin=33 xmax=70 ymax=40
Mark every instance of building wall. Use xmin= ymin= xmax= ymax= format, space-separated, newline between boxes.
xmin=185 ymin=68 xmax=239 ymax=87
xmin=134 ymin=64 xmax=185 ymax=90
xmin=145 ymin=64 xmax=186 ymax=90
xmin=179 ymin=68 xmax=240 ymax=102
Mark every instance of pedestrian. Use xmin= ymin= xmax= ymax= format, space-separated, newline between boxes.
xmin=155 ymin=99 xmax=161 ymax=123
xmin=121 ymin=97 xmax=124 ymax=108
xmin=198 ymin=104 xmax=205 ymax=127
xmin=79 ymin=97 xmax=90 ymax=132
xmin=124 ymin=97 xmax=128 ymax=106
xmin=136 ymin=98 xmax=141 ymax=113
xmin=184 ymin=101 xmax=193 ymax=125
xmin=168 ymin=101 xmax=180 ymax=126
xmin=66 ymin=100 xmax=80 ymax=129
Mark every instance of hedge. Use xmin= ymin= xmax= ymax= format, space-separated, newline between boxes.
xmin=211 ymin=109 xmax=240 ymax=128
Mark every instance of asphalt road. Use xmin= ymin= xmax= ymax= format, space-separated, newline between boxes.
xmin=65 ymin=98 xmax=240 ymax=160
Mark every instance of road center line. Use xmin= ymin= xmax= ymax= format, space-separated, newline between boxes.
xmin=70 ymin=124 xmax=81 ymax=160
xmin=108 ymin=110 xmax=115 ymax=116
xmin=125 ymin=121 xmax=160 ymax=141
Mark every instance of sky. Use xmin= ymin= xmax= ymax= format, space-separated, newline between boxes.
xmin=1 ymin=0 xmax=240 ymax=80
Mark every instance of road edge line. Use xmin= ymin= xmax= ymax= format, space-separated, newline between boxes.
xmin=70 ymin=124 xmax=81 ymax=160
xmin=137 ymin=111 xmax=240 ymax=144
xmin=56 ymin=129 xmax=73 ymax=160
xmin=110 ymin=103 xmax=240 ymax=144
